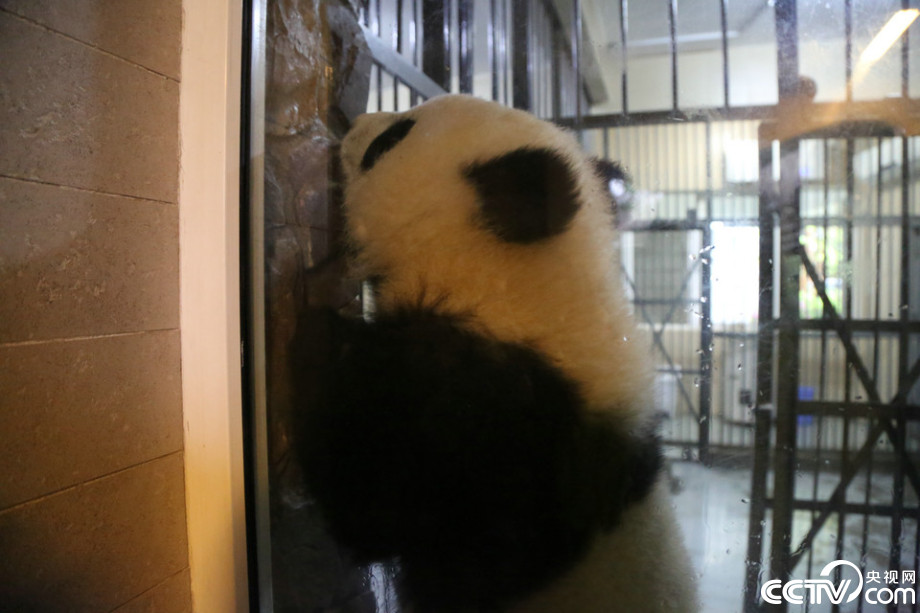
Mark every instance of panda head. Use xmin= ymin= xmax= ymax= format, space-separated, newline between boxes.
xmin=338 ymin=95 xmax=646 ymax=415
xmin=340 ymin=95 xmax=618 ymax=312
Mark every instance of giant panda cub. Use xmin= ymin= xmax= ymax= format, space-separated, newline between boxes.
xmin=301 ymin=94 xmax=698 ymax=612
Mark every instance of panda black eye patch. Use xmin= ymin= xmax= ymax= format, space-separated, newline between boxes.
xmin=360 ymin=118 xmax=416 ymax=172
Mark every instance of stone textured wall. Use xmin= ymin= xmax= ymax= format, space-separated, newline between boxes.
xmin=0 ymin=1 xmax=190 ymax=611
xmin=263 ymin=0 xmax=383 ymax=610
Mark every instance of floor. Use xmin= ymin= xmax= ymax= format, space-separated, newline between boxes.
xmin=671 ymin=461 xmax=751 ymax=613
xmin=367 ymin=460 xmax=917 ymax=612
xmin=669 ymin=461 xmax=919 ymax=613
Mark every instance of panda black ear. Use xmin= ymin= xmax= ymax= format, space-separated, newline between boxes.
xmin=464 ymin=148 xmax=580 ymax=244
xmin=591 ymin=158 xmax=631 ymax=215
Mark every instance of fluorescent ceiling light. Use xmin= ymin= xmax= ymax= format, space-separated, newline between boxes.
xmin=859 ymin=9 xmax=919 ymax=65
xmin=625 ymin=31 xmax=739 ymax=49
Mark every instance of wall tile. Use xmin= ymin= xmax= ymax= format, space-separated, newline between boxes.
xmin=0 ymin=0 xmax=182 ymax=79
xmin=0 ymin=178 xmax=179 ymax=342
xmin=0 ymin=453 xmax=189 ymax=612
xmin=0 ymin=12 xmax=179 ymax=202
xmin=111 ymin=569 xmax=192 ymax=613
xmin=0 ymin=330 xmax=183 ymax=509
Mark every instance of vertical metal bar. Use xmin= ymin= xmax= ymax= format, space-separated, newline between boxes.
xmin=845 ymin=0 xmax=853 ymax=102
xmin=511 ymin=0 xmax=530 ymax=109
xmin=422 ymin=0 xmax=450 ymax=90
xmin=750 ymin=125 xmax=777 ymax=613
xmin=619 ymin=0 xmax=629 ymax=116
xmin=868 ymin=142 xmax=883 ymax=590
xmin=903 ymin=0 xmax=911 ymax=98
xmin=411 ymin=0 xmax=420 ymax=105
xmin=700 ymin=222 xmax=713 ymax=466
xmin=447 ymin=0 xmax=454 ymax=92
xmin=551 ymin=17 xmax=561 ymax=120
xmin=720 ymin=0 xmax=730 ymax=109
xmin=394 ymin=0 xmax=403 ymax=109
xmin=489 ymin=0 xmax=498 ymax=100
xmin=874 ymin=138 xmax=883 ymax=385
xmin=809 ymin=138 xmax=831 ymax=591
xmin=775 ymin=0 xmax=799 ymax=100
xmin=832 ymin=135 xmax=857 ymax=613
xmin=859 ymin=426 xmax=875 ymax=613
xmin=757 ymin=129 xmax=775 ymax=414
xmin=458 ymin=0 xmax=473 ymax=93
xmin=503 ymin=0 xmax=510 ymax=105
xmin=744 ymin=406 xmax=772 ymax=613
xmin=769 ymin=136 xmax=801 ymax=612
xmin=767 ymin=5 xmax=800 ymax=607
xmin=573 ymin=0 xmax=583 ymax=124
xmin=543 ymin=4 xmax=550 ymax=117
xmin=539 ymin=2 xmax=546 ymax=117
xmin=699 ymin=119 xmax=714 ymax=464
xmin=531 ymin=0 xmax=538 ymax=115
xmin=396 ymin=0 xmax=403 ymax=53
xmin=891 ymin=132 xmax=911 ymax=593
xmin=244 ymin=0 xmax=273 ymax=608
xmin=376 ymin=0 xmax=383 ymax=109
xmin=668 ymin=0 xmax=679 ymax=114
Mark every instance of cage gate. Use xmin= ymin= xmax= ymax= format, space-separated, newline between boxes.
xmin=744 ymin=119 xmax=920 ymax=613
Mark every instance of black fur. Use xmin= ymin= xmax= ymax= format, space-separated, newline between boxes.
xmin=360 ymin=118 xmax=416 ymax=172
xmin=297 ymin=307 xmax=661 ymax=611
xmin=592 ymin=158 xmax=627 ymax=187
xmin=465 ymin=148 xmax=581 ymax=244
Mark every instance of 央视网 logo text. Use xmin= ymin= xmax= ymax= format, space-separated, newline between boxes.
xmin=761 ymin=560 xmax=916 ymax=606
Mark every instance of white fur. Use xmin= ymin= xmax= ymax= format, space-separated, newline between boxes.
xmin=340 ymin=95 xmax=698 ymax=612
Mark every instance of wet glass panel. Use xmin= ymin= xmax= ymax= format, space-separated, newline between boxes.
xmin=247 ymin=1 xmax=920 ymax=611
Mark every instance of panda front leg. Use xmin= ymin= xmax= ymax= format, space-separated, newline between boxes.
xmin=296 ymin=305 xmax=681 ymax=612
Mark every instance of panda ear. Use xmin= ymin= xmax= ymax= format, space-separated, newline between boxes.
xmin=591 ymin=157 xmax=630 ymax=215
xmin=464 ymin=147 xmax=580 ymax=244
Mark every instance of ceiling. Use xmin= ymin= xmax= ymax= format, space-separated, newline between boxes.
xmin=568 ymin=0 xmax=914 ymax=105
xmin=580 ymin=0 xmax=911 ymax=54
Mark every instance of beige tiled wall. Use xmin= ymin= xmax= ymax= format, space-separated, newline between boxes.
xmin=0 ymin=2 xmax=191 ymax=611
